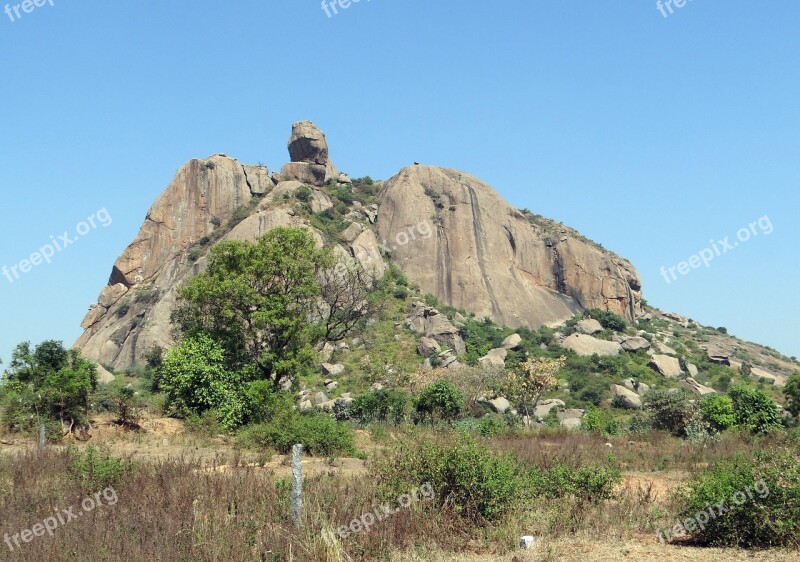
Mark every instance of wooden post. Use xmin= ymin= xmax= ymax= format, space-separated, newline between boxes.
xmin=291 ymin=444 xmax=303 ymax=528
xmin=38 ymin=424 xmax=46 ymax=451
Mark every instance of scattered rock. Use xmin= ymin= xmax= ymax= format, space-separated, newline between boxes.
xmin=313 ymin=392 xmax=328 ymax=405
xmin=339 ymin=222 xmax=364 ymax=244
xmin=534 ymin=399 xmax=565 ymax=420
xmin=324 ymin=379 xmax=338 ymax=391
xmin=502 ymin=333 xmax=522 ymax=350
xmin=337 ymin=173 xmax=352 ymax=184
xmin=621 ymin=337 xmax=651 ymax=352
xmin=709 ymin=355 xmax=731 ymax=366
xmin=406 ymin=302 xmax=466 ymax=356
xmin=417 ymin=337 xmax=441 ymax=357
xmin=649 ymin=355 xmax=683 ymax=378
xmin=610 ymin=384 xmax=642 ymax=409
xmin=561 ymin=333 xmax=623 ymax=357
xmin=678 ymin=378 xmax=716 ymax=396
xmin=686 ymin=363 xmax=699 ymax=377
xmin=478 ymin=396 xmax=511 ymax=414
xmin=319 ymin=342 xmax=335 ymax=363
xmin=321 ymin=363 xmax=345 ymax=377
xmin=561 ymin=418 xmax=582 ymax=430
xmin=576 ymin=318 xmax=603 ymax=335
xmin=478 ymin=348 xmax=507 ymax=368
xmin=622 ymin=378 xmax=650 ymax=395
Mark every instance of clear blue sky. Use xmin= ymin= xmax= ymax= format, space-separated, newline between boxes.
xmin=1 ymin=1 xmax=798 ymax=365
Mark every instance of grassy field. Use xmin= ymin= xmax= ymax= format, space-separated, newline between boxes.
xmin=1 ymin=416 xmax=798 ymax=562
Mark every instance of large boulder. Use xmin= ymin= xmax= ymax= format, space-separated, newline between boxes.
xmin=501 ymin=333 xmax=522 ymax=350
xmin=406 ymin=302 xmax=466 ymax=356
xmin=534 ymin=398 xmax=565 ymax=420
xmin=622 ymin=378 xmax=650 ymax=395
xmin=417 ymin=337 xmax=441 ymax=357
xmin=576 ymin=319 xmax=603 ymax=335
xmin=610 ymin=384 xmax=642 ymax=409
xmin=678 ymin=378 xmax=716 ymax=396
xmin=561 ymin=334 xmax=623 ymax=357
xmin=621 ymin=337 xmax=651 ymax=352
xmin=478 ymin=348 xmax=507 ymax=369
xmin=281 ymin=121 xmax=338 ymax=186
xmin=649 ymin=355 xmax=683 ymax=378
xmin=478 ymin=396 xmax=511 ymax=414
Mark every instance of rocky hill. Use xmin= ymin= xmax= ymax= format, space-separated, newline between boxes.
xmin=74 ymin=121 xmax=794 ymax=393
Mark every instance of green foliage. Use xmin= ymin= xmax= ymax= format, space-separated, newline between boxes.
xmin=112 ymin=386 xmax=144 ymax=427
xmin=351 ymin=388 xmax=410 ymax=425
xmin=581 ymin=406 xmax=620 ymax=436
xmin=728 ymin=384 xmax=782 ymax=434
xmin=453 ymin=416 xmax=506 ymax=437
xmin=372 ymin=438 xmax=523 ymax=522
xmin=158 ymin=334 xmax=244 ymax=428
xmin=237 ymin=413 xmax=357 ymax=457
xmin=242 ymin=380 xmax=293 ymax=424
xmin=294 ymin=185 xmax=313 ymax=202
xmin=527 ymin=463 xmax=621 ymax=503
xmin=676 ymin=449 xmax=800 ymax=547
xmin=585 ymin=309 xmax=627 ymax=332
xmin=414 ymin=380 xmax=464 ymax=422
xmin=173 ymin=228 xmax=379 ymax=387
xmin=700 ymin=394 xmax=736 ymax=432
xmin=1 ymin=340 xmax=97 ymax=430
xmin=643 ymin=389 xmax=690 ymax=437
xmin=783 ymin=371 xmax=800 ymax=417
xmin=67 ymin=445 xmax=132 ymax=490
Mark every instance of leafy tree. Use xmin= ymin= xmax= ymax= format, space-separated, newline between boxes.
xmin=414 ymin=380 xmax=464 ymax=422
xmin=2 ymin=340 xmax=97 ymax=433
xmin=503 ymin=357 xmax=564 ymax=419
xmin=783 ymin=371 xmax=800 ymax=418
xmin=643 ymin=389 xmax=690 ymax=436
xmin=352 ymin=389 xmax=410 ymax=424
xmin=158 ymin=334 xmax=245 ymax=428
xmin=172 ymin=227 xmax=380 ymax=387
xmin=700 ymin=394 xmax=736 ymax=432
xmin=729 ymin=384 xmax=782 ymax=434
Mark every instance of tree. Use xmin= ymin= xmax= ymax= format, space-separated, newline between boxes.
xmin=2 ymin=340 xmax=97 ymax=434
xmin=643 ymin=389 xmax=690 ymax=436
xmin=158 ymin=334 xmax=245 ymax=428
xmin=503 ymin=357 xmax=564 ymax=419
xmin=729 ymin=384 xmax=782 ymax=434
xmin=783 ymin=371 xmax=800 ymax=418
xmin=699 ymin=394 xmax=736 ymax=432
xmin=172 ymin=227 xmax=380 ymax=387
xmin=414 ymin=380 xmax=464 ymax=422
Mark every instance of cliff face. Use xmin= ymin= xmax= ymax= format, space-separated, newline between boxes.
xmin=75 ymin=122 xmax=642 ymax=371
xmin=377 ymin=165 xmax=641 ymax=329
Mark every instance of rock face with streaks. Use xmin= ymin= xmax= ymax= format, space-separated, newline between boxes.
xmin=377 ymin=165 xmax=642 ymax=329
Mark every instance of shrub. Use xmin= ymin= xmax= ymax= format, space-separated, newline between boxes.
xmin=675 ymin=449 xmax=800 ymax=547
xmin=67 ymin=445 xmax=132 ymax=489
xmin=414 ymin=380 xmax=463 ymax=422
xmin=783 ymin=371 xmax=800 ymax=418
xmin=352 ymin=389 xmax=410 ymax=425
xmin=528 ymin=463 xmax=621 ymax=503
xmin=237 ymin=413 xmax=357 ymax=457
xmin=729 ymin=384 xmax=782 ymax=434
xmin=644 ymin=389 xmax=689 ymax=436
xmin=372 ymin=438 xmax=523 ymax=522
xmin=586 ymin=309 xmax=626 ymax=332
xmin=243 ymin=380 xmax=293 ymax=424
xmin=700 ymin=394 xmax=736 ymax=432
xmin=294 ymin=185 xmax=312 ymax=202
xmin=113 ymin=386 xmax=143 ymax=428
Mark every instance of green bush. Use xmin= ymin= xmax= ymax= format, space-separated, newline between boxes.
xmin=700 ymin=394 xmax=736 ymax=432
xmin=352 ymin=389 xmax=410 ymax=425
xmin=783 ymin=371 xmax=800 ymax=418
xmin=586 ymin=309 xmax=627 ymax=332
xmin=729 ymin=384 xmax=782 ymax=434
xmin=644 ymin=389 xmax=689 ymax=436
xmin=674 ymin=449 xmax=800 ymax=547
xmin=372 ymin=438 xmax=523 ymax=522
xmin=453 ymin=416 xmax=505 ymax=437
xmin=67 ymin=445 xmax=132 ymax=490
xmin=243 ymin=380 xmax=293 ymax=424
xmin=414 ymin=380 xmax=464 ymax=422
xmin=528 ymin=463 xmax=621 ymax=503
xmin=237 ymin=413 xmax=356 ymax=457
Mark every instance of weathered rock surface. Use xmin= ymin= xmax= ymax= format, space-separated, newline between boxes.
xmin=478 ymin=348 xmax=507 ymax=368
xmin=502 ymin=334 xmax=522 ymax=350
xmin=621 ymin=337 xmax=651 ymax=352
xmin=678 ymin=377 xmax=716 ymax=396
xmin=649 ymin=355 xmax=683 ymax=378
xmin=377 ymin=165 xmax=642 ymax=329
xmin=576 ymin=319 xmax=603 ymax=335
xmin=561 ymin=334 xmax=623 ymax=357
xmin=281 ymin=121 xmax=338 ymax=186
xmin=406 ymin=302 xmax=466 ymax=356
xmin=478 ymin=396 xmax=511 ymax=414
xmin=610 ymin=384 xmax=642 ymax=409
xmin=622 ymin=378 xmax=650 ymax=395
xmin=534 ymin=398 xmax=565 ymax=419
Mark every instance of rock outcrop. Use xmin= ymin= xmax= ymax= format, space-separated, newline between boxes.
xmin=280 ymin=121 xmax=338 ymax=186
xmin=649 ymin=355 xmax=683 ymax=378
xmin=377 ymin=165 xmax=642 ymax=329
xmin=561 ymin=334 xmax=623 ymax=357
